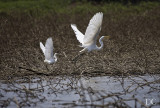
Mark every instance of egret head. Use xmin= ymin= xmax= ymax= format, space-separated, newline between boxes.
xmin=54 ymin=53 xmax=58 ymax=62
xmin=99 ymin=36 xmax=110 ymax=42
xmin=54 ymin=53 xmax=58 ymax=56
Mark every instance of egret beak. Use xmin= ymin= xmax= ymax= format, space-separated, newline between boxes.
xmin=104 ymin=36 xmax=110 ymax=40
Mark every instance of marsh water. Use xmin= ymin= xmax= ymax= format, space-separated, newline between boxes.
xmin=0 ymin=75 xmax=160 ymax=108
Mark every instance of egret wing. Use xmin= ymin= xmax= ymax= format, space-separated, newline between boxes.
xmin=71 ymin=24 xmax=84 ymax=44
xmin=84 ymin=12 xmax=103 ymax=46
xmin=40 ymin=42 xmax=45 ymax=55
xmin=45 ymin=37 xmax=54 ymax=60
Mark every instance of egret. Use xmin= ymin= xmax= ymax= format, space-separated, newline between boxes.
xmin=40 ymin=37 xmax=58 ymax=64
xmin=71 ymin=12 xmax=110 ymax=52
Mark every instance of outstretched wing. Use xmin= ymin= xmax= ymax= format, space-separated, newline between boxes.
xmin=84 ymin=12 xmax=103 ymax=46
xmin=45 ymin=37 xmax=54 ymax=60
xmin=71 ymin=24 xmax=84 ymax=44
xmin=40 ymin=42 xmax=45 ymax=55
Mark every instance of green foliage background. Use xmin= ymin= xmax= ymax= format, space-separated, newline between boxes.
xmin=0 ymin=0 xmax=159 ymax=17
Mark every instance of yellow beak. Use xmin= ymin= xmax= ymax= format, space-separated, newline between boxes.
xmin=104 ymin=36 xmax=110 ymax=39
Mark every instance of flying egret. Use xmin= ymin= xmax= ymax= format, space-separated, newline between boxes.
xmin=40 ymin=37 xmax=58 ymax=64
xmin=71 ymin=12 xmax=110 ymax=52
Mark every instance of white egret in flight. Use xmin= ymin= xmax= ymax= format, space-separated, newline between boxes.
xmin=40 ymin=37 xmax=58 ymax=64
xmin=71 ymin=12 xmax=110 ymax=52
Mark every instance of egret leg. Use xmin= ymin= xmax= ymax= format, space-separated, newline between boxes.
xmin=72 ymin=52 xmax=85 ymax=62
xmin=45 ymin=64 xmax=49 ymax=72
xmin=78 ymin=44 xmax=83 ymax=47
xmin=79 ymin=48 xmax=87 ymax=53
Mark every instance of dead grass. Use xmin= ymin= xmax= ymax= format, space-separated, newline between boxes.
xmin=0 ymin=7 xmax=160 ymax=80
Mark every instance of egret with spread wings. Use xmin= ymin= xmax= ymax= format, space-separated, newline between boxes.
xmin=40 ymin=37 xmax=58 ymax=64
xmin=71 ymin=12 xmax=109 ymax=52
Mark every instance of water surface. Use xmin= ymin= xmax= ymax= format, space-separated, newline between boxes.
xmin=0 ymin=75 xmax=160 ymax=108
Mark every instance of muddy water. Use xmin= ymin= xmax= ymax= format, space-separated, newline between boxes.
xmin=0 ymin=75 xmax=160 ymax=108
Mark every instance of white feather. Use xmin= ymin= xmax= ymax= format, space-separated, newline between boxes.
xmin=71 ymin=24 xmax=84 ymax=44
xmin=84 ymin=12 xmax=103 ymax=46
xmin=44 ymin=37 xmax=54 ymax=61
xmin=40 ymin=42 xmax=45 ymax=55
